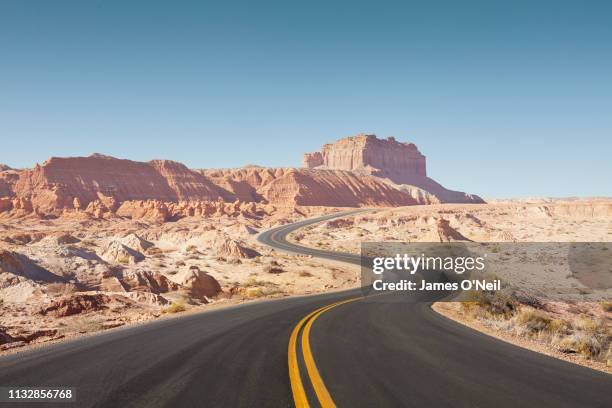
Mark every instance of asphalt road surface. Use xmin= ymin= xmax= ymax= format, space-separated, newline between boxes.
xmin=0 ymin=210 xmax=610 ymax=408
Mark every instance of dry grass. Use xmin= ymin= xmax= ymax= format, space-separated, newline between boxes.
xmin=264 ymin=264 xmax=285 ymax=274
xmin=459 ymin=291 xmax=611 ymax=363
xmin=599 ymin=300 xmax=612 ymax=313
xmin=162 ymin=300 xmax=186 ymax=314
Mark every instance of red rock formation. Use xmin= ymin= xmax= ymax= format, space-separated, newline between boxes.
xmin=202 ymin=168 xmax=418 ymax=207
xmin=171 ymin=267 xmax=221 ymax=299
xmin=1 ymin=134 xmax=484 ymax=216
xmin=303 ymin=134 xmax=483 ymax=204
xmin=304 ymin=134 xmax=427 ymax=177
xmin=12 ymin=154 xmax=226 ymax=213
xmin=39 ymin=294 xmax=112 ymax=317
xmin=215 ymin=237 xmax=261 ymax=259
xmin=0 ymin=169 xmax=19 ymax=198
xmin=119 ymin=270 xmax=179 ymax=293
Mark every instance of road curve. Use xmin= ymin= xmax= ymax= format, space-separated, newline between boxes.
xmin=259 ymin=210 xmax=611 ymax=408
xmin=0 ymin=211 xmax=609 ymax=408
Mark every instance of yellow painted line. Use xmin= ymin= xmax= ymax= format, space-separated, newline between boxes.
xmin=288 ymin=300 xmax=346 ymax=408
xmin=301 ymin=298 xmax=362 ymax=408
xmin=288 ymin=297 xmax=363 ymax=408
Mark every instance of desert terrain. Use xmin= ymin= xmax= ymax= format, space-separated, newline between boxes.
xmin=1 ymin=134 xmax=609 ymax=373
xmin=1 ymin=134 xmax=480 ymax=353
xmin=291 ymin=199 xmax=612 ymax=371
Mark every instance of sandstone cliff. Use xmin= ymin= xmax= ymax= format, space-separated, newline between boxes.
xmin=303 ymin=134 xmax=427 ymax=178
xmin=0 ymin=134 xmax=484 ymax=217
xmin=201 ymin=167 xmax=418 ymax=207
xmin=8 ymin=154 xmax=227 ymax=213
xmin=303 ymin=134 xmax=484 ymax=204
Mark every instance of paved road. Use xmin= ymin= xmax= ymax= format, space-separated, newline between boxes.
xmin=0 ymin=211 xmax=610 ymax=407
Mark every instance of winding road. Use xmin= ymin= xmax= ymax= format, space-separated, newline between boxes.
xmin=0 ymin=211 xmax=610 ymax=407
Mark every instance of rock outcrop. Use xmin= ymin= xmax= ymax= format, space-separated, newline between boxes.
xmin=170 ymin=267 xmax=221 ymax=299
xmin=99 ymin=241 xmax=145 ymax=265
xmin=215 ymin=237 xmax=261 ymax=259
xmin=303 ymin=134 xmax=484 ymax=204
xmin=203 ymin=168 xmax=419 ymax=207
xmin=303 ymin=134 xmax=427 ymax=177
xmin=119 ymin=270 xmax=179 ymax=293
xmin=0 ymin=134 xmax=484 ymax=217
xmin=120 ymin=234 xmax=154 ymax=253
xmin=39 ymin=294 xmax=112 ymax=317
xmin=10 ymin=154 xmax=227 ymax=213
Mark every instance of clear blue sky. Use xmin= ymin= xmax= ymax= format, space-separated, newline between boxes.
xmin=1 ymin=1 xmax=610 ymax=198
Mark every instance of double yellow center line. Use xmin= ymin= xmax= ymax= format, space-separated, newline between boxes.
xmin=288 ymin=297 xmax=362 ymax=408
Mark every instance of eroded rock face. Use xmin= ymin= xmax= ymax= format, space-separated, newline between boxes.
xmin=11 ymin=154 xmax=226 ymax=213
xmin=303 ymin=134 xmax=484 ymax=204
xmin=0 ymin=134 xmax=484 ymax=217
xmin=203 ymin=168 xmax=419 ymax=207
xmin=304 ymin=134 xmax=427 ymax=177
xmin=99 ymin=241 xmax=144 ymax=265
xmin=215 ymin=237 xmax=261 ymax=259
xmin=119 ymin=270 xmax=179 ymax=294
xmin=39 ymin=294 xmax=112 ymax=317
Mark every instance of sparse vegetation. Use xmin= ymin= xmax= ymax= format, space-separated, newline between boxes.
xmin=80 ymin=239 xmax=96 ymax=248
xmin=163 ymin=300 xmax=186 ymax=314
xmin=459 ymin=291 xmax=611 ymax=363
xmin=556 ymin=333 xmax=603 ymax=358
xmin=600 ymin=300 xmax=612 ymax=313
xmin=185 ymin=245 xmax=201 ymax=254
xmin=515 ymin=309 xmax=552 ymax=333
xmin=264 ymin=263 xmax=285 ymax=274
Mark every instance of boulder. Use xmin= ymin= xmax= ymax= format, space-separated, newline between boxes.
xmin=170 ymin=268 xmax=221 ymax=299
xmin=39 ymin=294 xmax=112 ymax=317
xmin=99 ymin=241 xmax=144 ymax=264
xmin=215 ymin=237 xmax=261 ymax=259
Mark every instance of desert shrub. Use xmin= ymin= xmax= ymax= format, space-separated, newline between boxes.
xmin=244 ymin=277 xmax=267 ymax=287
xmin=163 ymin=300 xmax=186 ymax=314
xmin=548 ymin=318 xmax=571 ymax=335
xmin=216 ymin=256 xmax=227 ymax=262
xmin=575 ymin=316 xmax=605 ymax=333
xmin=599 ymin=300 xmax=612 ymax=313
xmin=556 ymin=333 xmax=603 ymax=358
xmin=516 ymin=309 xmax=552 ymax=333
xmin=460 ymin=291 xmax=516 ymax=318
xmin=246 ymin=287 xmax=265 ymax=298
xmin=117 ymin=256 xmax=131 ymax=265
xmin=264 ymin=265 xmax=285 ymax=274
xmin=185 ymin=245 xmax=200 ymax=254
xmin=80 ymin=239 xmax=96 ymax=247
xmin=228 ymin=257 xmax=242 ymax=265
